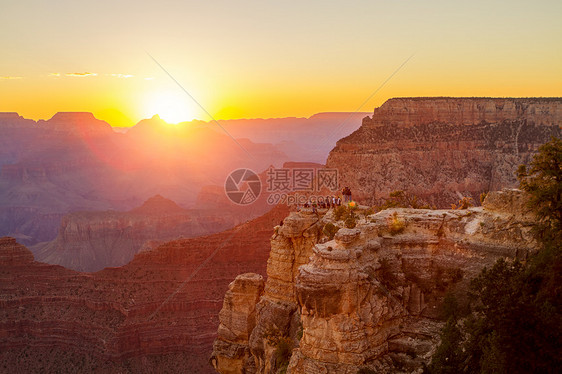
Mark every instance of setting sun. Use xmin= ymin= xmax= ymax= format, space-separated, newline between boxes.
xmin=143 ymin=90 xmax=196 ymax=124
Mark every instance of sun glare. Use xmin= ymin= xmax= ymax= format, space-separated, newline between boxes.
xmin=144 ymin=91 xmax=195 ymax=124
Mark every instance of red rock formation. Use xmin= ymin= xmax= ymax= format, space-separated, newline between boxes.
xmin=212 ymin=189 xmax=539 ymax=373
xmin=0 ymin=204 xmax=289 ymax=373
xmin=327 ymin=97 xmax=562 ymax=207
xmin=0 ymin=237 xmax=34 ymax=264
xmin=369 ymin=97 xmax=562 ymax=127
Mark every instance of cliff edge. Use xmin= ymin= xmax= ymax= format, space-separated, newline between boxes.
xmin=326 ymin=97 xmax=562 ymax=207
xmin=211 ymin=189 xmax=538 ymax=373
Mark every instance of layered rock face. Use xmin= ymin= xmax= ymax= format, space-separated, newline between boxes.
xmin=213 ymin=273 xmax=265 ymax=374
xmin=0 ymin=205 xmax=289 ymax=373
xmin=327 ymin=97 xmax=562 ymax=207
xmin=212 ymin=209 xmax=324 ymax=373
xmin=212 ymin=189 xmax=538 ymax=373
xmin=31 ymin=195 xmax=240 ymax=272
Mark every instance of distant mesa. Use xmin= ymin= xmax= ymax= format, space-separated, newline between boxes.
xmin=33 ymin=111 xmax=114 ymax=136
xmin=130 ymin=194 xmax=186 ymax=215
xmin=48 ymin=112 xmax=97 ymax=122
xmin=0 ymin=112 xmax=22 ymax=119
xmin=0 ymin=112 xmax=35 ymax=128
xmin=307 ymin=112 xmax=370 ymax=121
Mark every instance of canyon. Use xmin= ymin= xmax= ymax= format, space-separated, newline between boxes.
xmin=29 ymin=162 xmax=324 ymax=272
xmin=1 ymin=97 xmax=560 ymax=373
xmin=211 ymin=188 xmax=538 ymax=373
xmin=327 ymin=97 xmax=562 ymax=207
xmin=30 ymin=195 xmax=243 ymax=272
xmin=0 ymin=205 xmax=289 ymax=373
xmin=1 ymin=111 xmax=363 ymax=246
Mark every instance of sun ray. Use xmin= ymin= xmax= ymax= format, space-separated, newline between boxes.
xmin=143 ymin=90 xmax=195 ymax=124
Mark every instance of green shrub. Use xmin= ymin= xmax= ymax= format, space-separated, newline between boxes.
xmin=440 ymin=292 xmax=459 ymax=320
xmin=364 ymin=207 xmax=375 ymax=217
xmin=333 ymin=205 xmax=347 ymax=221
xmin=274 ymin=336 xmax=292 ymax=373
xmin=378 ymin=190 xmax=431 ymax=210
xmin=344 ymin=215 xmax=357 ymax=229
xmin=263 ymin=326 xmax=294 ymax=372
xmin=323 ymin=222 xmax=339 ymax=240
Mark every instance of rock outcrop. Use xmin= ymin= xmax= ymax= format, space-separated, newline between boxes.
xmin=0 ymin=205 xmax=289 ymax=373
xmin=327 ymin=97 xmax=562 ymax=207
xmin=212 ymin=189 xmax=538 ymax=373
xmin=0 ymin=237 xmax=34 ymax=264
xmin=213 ymin=273 xmax=265 ymax=374
xmin=211 ymin=208 xmax=324 ymax=373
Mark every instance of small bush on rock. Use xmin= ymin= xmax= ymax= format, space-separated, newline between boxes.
xmin=388 ymin=212 xmax=406 ymax=235
xmin=333 ymin=205 xmax=347 ymax=221
xmin=345 ymin=215 xmax=357 ymax=229
xmin=323 ymin=222 xmax=339 ymax=240
xmin=451 ymin=196 xmax=473 ymax=210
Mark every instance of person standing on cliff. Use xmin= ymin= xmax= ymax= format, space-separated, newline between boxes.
xmin=342 ymin=187 xmax=352 ymax=203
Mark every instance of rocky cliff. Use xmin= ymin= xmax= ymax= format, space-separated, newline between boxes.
xmin=0 ymin=205 xmax=289 ymax=373
xmin=211 ymin=189 xmax=538 ymax=373
xmin=31 ymin=195 xmax=240 ymax=272
xmin=326 ymin=97 xmax=562 ymax=207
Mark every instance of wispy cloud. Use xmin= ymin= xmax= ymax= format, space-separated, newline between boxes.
xmin=108 ymin=73 xmax=134 ymax=78
xmin=0 ymin=76 xmax=23 ymax=80
xmin=65 ymin=72 xmax=97 ymax=77
xmin=49 ymin=73 xmax=61 ymax=77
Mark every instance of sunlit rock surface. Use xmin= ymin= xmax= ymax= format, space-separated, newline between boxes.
xmin=212 ymin=189 xmax=538 ymax=373
xmin=327 ymin=97 xmax=562 ymax=207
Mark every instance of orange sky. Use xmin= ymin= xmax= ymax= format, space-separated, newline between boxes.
xmin=1 ymin=0 xmax=561 ymax=127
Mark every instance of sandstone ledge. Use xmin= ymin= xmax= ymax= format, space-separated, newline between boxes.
xmin=212 ymin=189 xmax=539 ymax=373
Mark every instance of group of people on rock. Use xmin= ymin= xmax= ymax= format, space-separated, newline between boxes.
xmin=295 ymin=187 xmax=353 ymax=212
